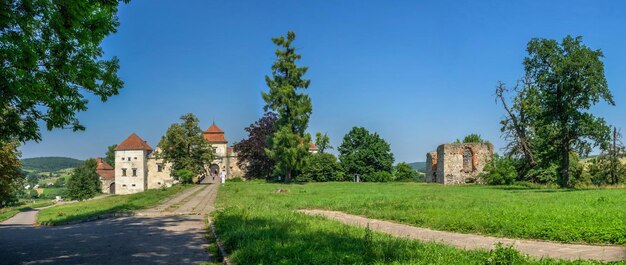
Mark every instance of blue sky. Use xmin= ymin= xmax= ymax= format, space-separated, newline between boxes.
xmin=20 ymin=0 xmax=626 ymax=163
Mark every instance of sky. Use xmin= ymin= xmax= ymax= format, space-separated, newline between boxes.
xmin=19 ymin=0 xmax=626 ymax=163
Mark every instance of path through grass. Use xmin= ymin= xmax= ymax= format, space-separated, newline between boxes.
xmin=212 ymin=182 xmax=624 ymax=264
xmin=37 ymin=185 xmax=193 ymax=225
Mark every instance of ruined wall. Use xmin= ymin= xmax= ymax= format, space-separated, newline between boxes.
xmin=426 ymin=143 xmax=493 ymax=185
xmin=425 ymin=151 xmax=437 ymax=183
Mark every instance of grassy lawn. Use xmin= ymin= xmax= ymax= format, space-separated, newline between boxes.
xmin=37 ymin=184 xmax=193 ymax=225
xmin=0 ymin=200 xmax=54 ymax=222
xmin=212 ymin=182 xmax=624 ymax=264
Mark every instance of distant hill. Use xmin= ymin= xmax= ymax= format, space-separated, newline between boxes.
xmin=22 ymin=157 xmax=83 ymax=172
xmin=407 ymin=162 xmax=426 ymax=173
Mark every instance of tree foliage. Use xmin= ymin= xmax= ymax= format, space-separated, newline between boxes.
xmin=497 ymin=36 xmax=614 ymax=187
xmin=0 ymin=0 xmax=129 ymax=143
xmin=158 ymin=113 xmax=214 ymax=177
xmin=66 ymin=158 xmax=100 ymax=201
xmin=105 ymin=144 xmax=117 ymax=168
xmin=233 ymin=112 xmax=277 ymax=179
xmin=480 ymin=154 xmax=517 ymax=185
xmin=523 ymin=36 xmax=613 ymax=187
xmin=456 ymin=133 xmax=491 ymax=145
xmin=315 ymin=132 xmax=332 ymax=154
xmin=298 ymin=153 xmax=344 ymax=182
xmin=394 ymin=162 xmax=418 ymax=181
xmin=0 ymin=141 xmax=23 ymax=206
xmin=262 ymin=31 xmax=312 ymax=182
xmin=338 ymin=127 xmax=394 ymax=180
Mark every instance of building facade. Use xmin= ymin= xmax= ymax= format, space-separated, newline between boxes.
xmin=101 ymin=123 xmax=243 ymax=195
xmin=425 ymin=143 xmax=493 ymax=184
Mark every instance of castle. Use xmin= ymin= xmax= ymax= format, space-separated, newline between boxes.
xmin=97 ymin=123 xmax=242 ymax=195
xmin=425 ymin=143 xmax=493 ymax=184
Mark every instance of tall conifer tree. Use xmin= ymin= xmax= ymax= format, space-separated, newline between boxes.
xmin=262 ymin=31 xmax=312 ymax=183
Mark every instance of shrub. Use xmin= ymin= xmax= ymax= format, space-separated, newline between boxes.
xmin=394 ymin=162 xmax=418 ymax=181
xmin=365 ymin=171 xmax=393 ymax=182
xmin=480 ymin=154 xmax=517 ymax=185
xmin=174 ymin=169 xmax=195 ymax=184
xmin=228 ymin=177 xmax=244 ymax=182
xmin=485 ymin=243 xmax=525 ymax=265
xmin=297 ymin=153 xmax=345 ymax=182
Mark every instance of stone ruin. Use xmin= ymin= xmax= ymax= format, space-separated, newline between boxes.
xmin=425 ymin=143 xmax=493 ymax=184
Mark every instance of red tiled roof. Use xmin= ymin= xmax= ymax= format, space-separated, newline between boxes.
xmin=309 ymin=142 xmax=318 ymax=150
xmin=95 ymin=158 xmax=114 ymax=180
xmin=203 ymin=123 xmax=228 ymax=143
xmin=115 ymin=133 xmax=153 ymax=151
xmin=204 ymin=123 xmax=224 ymax=133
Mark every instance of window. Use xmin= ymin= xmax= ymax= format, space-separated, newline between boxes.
xmin=157 ymin=164 xmax=163 ymax=172
xmin=122 ymin=168 xmax=127 ymax=176
xmin=131 ymin=184 xmax=136 ymax=187
xmin=462 ymin=148 xmax=473 ymax=172
xmin=134 ymin=157 xmax=137 ymax=160
xmin=122 ymin=184 xmax=127 ymax=187
xmin=132 ymin=168 xmax=137 ymax=177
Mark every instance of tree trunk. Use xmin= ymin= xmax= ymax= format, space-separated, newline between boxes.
xmin=285 ymin=168 xmax=291 ymax=183
xmin=559 ymin=146 xmax=570 ymax=187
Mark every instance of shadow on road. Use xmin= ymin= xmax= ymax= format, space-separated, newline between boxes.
xmin=0 ymin=215 xmax=208 ymax=264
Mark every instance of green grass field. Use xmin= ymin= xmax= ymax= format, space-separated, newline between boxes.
xmin=212 ymin=182 xmax=625 ymax=264
xmin=37 ymin=185 xmax=192 ymax=225
xmin=0 ymin=200 xmax=54 ymax=222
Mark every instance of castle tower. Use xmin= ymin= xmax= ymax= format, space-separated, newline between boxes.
xmin=203 ymin=123 xmax=230 ymax=177
xmin=114 ymin=133 xmax=153 ymax=194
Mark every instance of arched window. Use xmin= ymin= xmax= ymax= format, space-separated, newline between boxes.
xmin=463 ymin=148 xmax=473 ymax=172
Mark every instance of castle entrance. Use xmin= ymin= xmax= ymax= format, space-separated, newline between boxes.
xmin=209 ymin=164 xmax=220 ymax=178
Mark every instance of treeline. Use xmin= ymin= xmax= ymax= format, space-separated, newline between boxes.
xmin=21 ymin=157 xmax=83 ymax=172
xmin=232 ymin=31 xmax=419 ymax=183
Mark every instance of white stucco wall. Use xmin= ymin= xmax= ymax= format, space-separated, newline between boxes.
xmin=115 ymin=150 xmax=148 ymax=195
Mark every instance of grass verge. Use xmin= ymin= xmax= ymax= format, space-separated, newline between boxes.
xmin=212 ymin=182 xmax=621 ymax=264
xmin=37 ymin=184 xmax=192 ymax=225
xmin=0 ymin=200 xmax=54 ymax=222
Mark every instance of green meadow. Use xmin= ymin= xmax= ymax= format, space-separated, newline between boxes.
xmin=212 ymin=181 xmax=625 ymax=264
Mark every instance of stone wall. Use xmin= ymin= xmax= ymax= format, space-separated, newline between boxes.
xmin=425 ymin=151 xmax=437 ymax=183
xmin=146 ymin=157 xmax=174 ymax=189
xmin=426 ymin=143 xmax=492 ymax=185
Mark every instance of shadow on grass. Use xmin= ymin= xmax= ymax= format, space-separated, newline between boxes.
xmin=0 ymin=215 xmax=208 ymax=264
xmin=486 ymin=186 xmax=581 ymax=193
xmin=213 ymin=210 xmax=489 ymax=264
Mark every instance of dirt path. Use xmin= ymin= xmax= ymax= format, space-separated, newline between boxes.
xmin=299 ymin=209 xmax=626 ymax=262
xmin=0 ymin=184 xmax=219 ymax=265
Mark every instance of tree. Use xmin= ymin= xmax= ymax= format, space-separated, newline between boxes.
xmin=233 ymin=112 xmax=277 ymax=179
xmin=105 ymin=144 xmax=117 ymax=167
xmin=315 ymin=132 xmax=332 ymax=154
xmin=0 ymin=0 xmax=129 ymax=143
xmin=524 ymin=36 xmax=613 ymax=187
xmin=394 ymin=162 xmax=417 ymax=181
xmin=586 ymin=127 xmax=626 ymax=185
xmin=298 ymin=153 xmax=344 ymax=182
xmin=338 ymin=127 xmax=394 ymax=180
xmin=158 ymin=113 xmax=214 ymax=177
xmin=66 ymin=159 xmax=101 ymax=201
xmin=496 ymin=79 xmax=539 ymax=176
xmin=0 ymin=141 xmax=24 ymax=206
xmin=455 ymin=133 xmax=491 ymax=145
xmin=262 ymin=31 xmax=312 ymax=183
